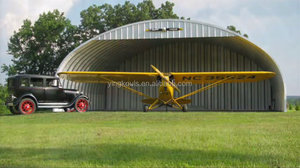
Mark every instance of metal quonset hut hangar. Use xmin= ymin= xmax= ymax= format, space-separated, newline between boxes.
xmin=57 ymin=19 xmax=286 ymax=112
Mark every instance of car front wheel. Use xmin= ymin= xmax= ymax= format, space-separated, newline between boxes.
xmin=19 ymin=98 xmax=36 ymax=115
xmin=74 ymin=98 xmax=88 ymax=113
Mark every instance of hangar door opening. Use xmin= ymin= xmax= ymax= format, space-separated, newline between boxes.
xmin=104 ymin=38 xmax=273 ymax=111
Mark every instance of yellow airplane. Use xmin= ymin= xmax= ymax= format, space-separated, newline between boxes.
xmin=58 ymin=65 xmax=275 ymax=112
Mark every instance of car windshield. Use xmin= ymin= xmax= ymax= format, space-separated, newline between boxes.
xmin=46 ymin=79 xmax=58 ymax=87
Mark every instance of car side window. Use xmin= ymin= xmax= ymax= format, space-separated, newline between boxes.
xmin=30 ymin=78 xmax=44 ymax=87
xmin=20 ymin=78 xmax=29 ymax=87
xmin=46 ymin=79 xmax=58 ymax=87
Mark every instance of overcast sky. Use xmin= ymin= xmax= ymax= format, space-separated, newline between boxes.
xmin=0 ymin=0 xmax=299 ymax=95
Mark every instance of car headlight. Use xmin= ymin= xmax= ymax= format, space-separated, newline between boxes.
xmin=11 ymin=95 xmax=16 ymax=100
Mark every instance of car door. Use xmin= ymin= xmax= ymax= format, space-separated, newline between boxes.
xmin=44 ymin=78 xmax=66 ymax=102
xmin=29 ymin=77 xmax=45 ymax=102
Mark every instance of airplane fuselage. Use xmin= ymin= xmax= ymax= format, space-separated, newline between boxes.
xmin=158 ymin=76 xmax=174 ymax=103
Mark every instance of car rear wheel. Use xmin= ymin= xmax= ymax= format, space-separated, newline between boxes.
xmin=75 ymin=98 xmax=88 ymax=112
xmin=19 ymin=98 xmax=36 ymax=115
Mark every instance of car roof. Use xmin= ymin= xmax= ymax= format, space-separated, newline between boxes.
xmin=8 ymin=74 xmax=59 ymax=79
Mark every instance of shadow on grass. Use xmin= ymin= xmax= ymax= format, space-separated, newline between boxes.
xmin=0 ymin=143 xmax=287 ymax=167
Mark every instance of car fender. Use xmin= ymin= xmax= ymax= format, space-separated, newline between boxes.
xmin=70 ymin=94 xmax=89 ymax=107
xmin=17 ymin=94 xmax=38 ymax=106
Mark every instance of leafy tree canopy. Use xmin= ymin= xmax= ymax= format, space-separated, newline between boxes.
xmin=0 ymin=84 xmax=9 ymax=114
xmin=227 ymin=25 xmax=249 ymax=38
xmin=3 ymin=10 xmax=80 ymax=76
xmin=79 ymin=0 xmax=179 ymax=40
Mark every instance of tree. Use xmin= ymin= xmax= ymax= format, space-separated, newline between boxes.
xmin=296 ymin=105 xmax=300 ymax=111
xmin=1 ymin=64 xmax=17 ymax=76
xmin=227 ymin=25 xmax=248 ymax=38
xmin=157 ymin=1 xmax=178 ymax=19
xmin=3 ymin=10 xmax=80 ymax=76
xmin=288 ymin=104 xmax=294 ymax=110
xmin=79 ymin=0 xmax=180 ymax=40
xmin=136 ymin=0 xmax=158 ymax=20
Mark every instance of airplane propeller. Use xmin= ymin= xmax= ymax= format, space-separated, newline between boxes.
xmin=151 ymin=65 xmax=181 ymax=93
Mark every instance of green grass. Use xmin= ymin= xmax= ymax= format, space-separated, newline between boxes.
xmin=0 ymin=111 xmax=299 ymax=168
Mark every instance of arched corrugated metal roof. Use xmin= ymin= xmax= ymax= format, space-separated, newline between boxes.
xmin=56 ymin=19 xmax=286 ymax=111
xmin=57 ymin=19 xmax=239 ymax=72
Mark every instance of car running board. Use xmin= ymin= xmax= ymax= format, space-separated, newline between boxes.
xmin=38 ymin=102 xmax=70 ymax=108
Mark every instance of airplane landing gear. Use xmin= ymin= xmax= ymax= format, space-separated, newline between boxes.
xmin=182 ymin=104 xmax=188 ymax=112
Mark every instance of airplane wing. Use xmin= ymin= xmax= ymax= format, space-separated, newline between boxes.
xmin=58 ymin=71 xmax=276 ymax=84
xmin=58 ymin=71 xmax=158 ymax=83
xmin=171 ymin=71 xmax=276 ymax=84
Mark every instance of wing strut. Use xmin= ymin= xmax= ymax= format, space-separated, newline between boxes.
xmin=99 ymin=76 xmax=153 ymax=99
xmin=175 ymin=76 xmax=233 ymax=101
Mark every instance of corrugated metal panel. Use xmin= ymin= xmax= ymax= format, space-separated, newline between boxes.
xmin=96 ymin=19 xmax=236 ymax=41
xmin=57 ymin=19 xmax=286 ymax=112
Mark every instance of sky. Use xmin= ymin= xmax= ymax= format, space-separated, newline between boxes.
xmin=0 ymin=0 xmax=299 ymax=95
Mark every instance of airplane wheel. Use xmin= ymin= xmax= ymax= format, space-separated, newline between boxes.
xmin=18 ymin=98 xmax=36 ymax=115
xmin=143 ymin=105 xmax=149 ymax=112
xmin=182 ymin=104 xmax=188 ymax=112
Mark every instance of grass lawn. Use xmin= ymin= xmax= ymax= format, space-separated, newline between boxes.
xmin=0 ymin=111 xmax=299 ymax=168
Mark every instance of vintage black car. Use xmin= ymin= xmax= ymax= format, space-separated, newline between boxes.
xmin=5 ymin=74 xmax=89 ymax=115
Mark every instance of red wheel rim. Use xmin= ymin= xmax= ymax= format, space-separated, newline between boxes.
xmin=76 ymin=99 xmax=88 ymax=112
xmin=21 ymin=100 xmax=35 ymax=114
